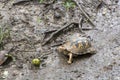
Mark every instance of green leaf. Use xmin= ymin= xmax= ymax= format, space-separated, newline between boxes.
xmin=39 ymin=0 xmax=44 ymax=3
xmin=63 ymin=0 xmax=76 ymax=10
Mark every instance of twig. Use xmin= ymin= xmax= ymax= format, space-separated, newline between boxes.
xmin=50 ymin=41 xmax=65 ymax=47
xmin=41 ymin=29 xmax=57 ymax=42
xmin=44 ymin=29 xmax=57 ymax=34
xmin=13 ymin=0 xmax=30 ymax=5
xmin=96 ymin=0 xmax=105 ymax=11
xmin=39 ymin=0 xmax=56 ymax=17
xmin=42 ymin=22 xmax=76 ymax=46
xmin=78 ymin=17 xmax=84 ymax=33
xmin=73 ymin=0 xmax=95 ymax=27
xmin=39 ymin=0 xmax=55 ymax=5
xmin=43 ymin=27 xmax=94 ymax=34
xmin=39 ymin=4 xmax=53 ymax=17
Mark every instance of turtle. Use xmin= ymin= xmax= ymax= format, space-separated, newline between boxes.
xmin=57 ymin=33 xmax=96 ymax=64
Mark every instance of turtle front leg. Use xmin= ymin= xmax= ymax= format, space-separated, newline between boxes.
xmin=67 ymin=53 xmax=73 ymax=64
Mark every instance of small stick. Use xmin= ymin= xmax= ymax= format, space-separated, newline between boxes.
xmin=39 ymin=4 xmax=53 ymax=17
xmin=41 ymin=29 xmax=57 ymax=42
xmin=39 ymin=0 xmax=56 ymax=17
xmin=39 ymin=0 xmax=55 ymax=5
xmin=42 ymin=22 xmax=76 ymax=46
xmin=13 ymin=0 xmax=30 ymax=5
xmin=96 ymin=0 xmax=105 ymax=11
xmin=44 ymin=29 xmax=57 ymax=34
xmin=43 ymin=27 xmax=93 ymax=34
xmin=50 ymin=42 xmax=64 ymax=47
xmin=73 ymin=0 xmax=95 ymax=27
xmin=78 ymin=17 xmax=84 ymax=33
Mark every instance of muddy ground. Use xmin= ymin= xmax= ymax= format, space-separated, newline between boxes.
xmin=0 ymin=0 xmax=120 ymax=80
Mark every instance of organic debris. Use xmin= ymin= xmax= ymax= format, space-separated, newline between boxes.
xmin=42 ymin=22 xmax=75 ymax=45
xmin=13 ymin=0 xmax=30 ymax=5
xmin=0 ymin=47 xmax=15 ymax=66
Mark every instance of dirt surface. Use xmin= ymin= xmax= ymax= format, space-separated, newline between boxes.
xmin=0 ymin=0 xmax=120 ymax=80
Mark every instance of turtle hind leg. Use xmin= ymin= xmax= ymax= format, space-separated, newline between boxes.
xmin=67 ymin=53 xmax=73 ymax=64
xmin=85 ymin=47 xmax=97 ymax=54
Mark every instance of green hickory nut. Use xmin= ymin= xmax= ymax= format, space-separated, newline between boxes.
xmin=32 ymin=58 xmax=41 ymax=66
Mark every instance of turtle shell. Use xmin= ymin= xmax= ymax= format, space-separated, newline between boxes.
xmin=62 ymin=37 xmax=91 ymax=55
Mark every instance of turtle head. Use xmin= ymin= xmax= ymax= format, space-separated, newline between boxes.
xmin=57 ymin=46 xmax=65 ymax=53
xmin=57 ymin=46 xmax=70 ymax=55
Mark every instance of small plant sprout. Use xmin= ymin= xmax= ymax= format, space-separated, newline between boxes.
xmin=63 ymin=0 xmax=76 ymax=10
xmin=39 ymin=0 xmax=44 ymax=3
xmin=37 ymin=17 xmax=42 ymax=23
xmin=0 ymin=26 xmax=10 ymax=50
